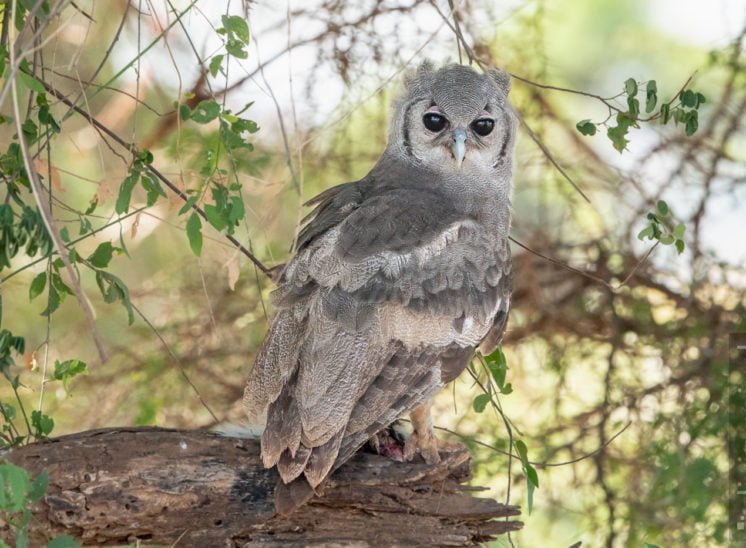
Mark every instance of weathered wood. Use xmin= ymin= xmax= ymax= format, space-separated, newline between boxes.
xmin=1 ymin=427 xmax=522 ymax=546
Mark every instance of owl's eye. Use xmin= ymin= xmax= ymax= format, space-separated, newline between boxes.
xmin=471 ymin=118 xmax=495 ymax=136
xmin=423 ymin=112 xmax=448 ymax=132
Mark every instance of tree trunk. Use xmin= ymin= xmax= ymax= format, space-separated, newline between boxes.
xmin=1 ymin=427 xmax=522 ymax=546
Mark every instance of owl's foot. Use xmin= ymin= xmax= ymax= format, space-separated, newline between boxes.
xmin=369 ymin=428 xmax=405 ymax=462
xmin=403 ymin=400 xmax=466 ymax=464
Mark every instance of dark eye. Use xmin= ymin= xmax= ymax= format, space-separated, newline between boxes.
xmin=423 ymin=112 xmax=447 ymax=132
xmin=471 ymin=118 xmax=495 ymax=136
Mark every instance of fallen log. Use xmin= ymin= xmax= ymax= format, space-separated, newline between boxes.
xmin=1 ymin=426 xmax=522 ymax=546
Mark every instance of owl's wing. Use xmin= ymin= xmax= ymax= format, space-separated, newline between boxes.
xmin=245 ymin=172 xmax=510 ymax=492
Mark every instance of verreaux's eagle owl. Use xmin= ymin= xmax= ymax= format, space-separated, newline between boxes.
xmin=244 ymin=62 xmax=516 ymax=512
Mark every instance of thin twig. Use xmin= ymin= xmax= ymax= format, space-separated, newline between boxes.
xmin=130 ymin=302 xmax=219 ymax=424
xmin=435 ymin=421 xmax=632 ymax=468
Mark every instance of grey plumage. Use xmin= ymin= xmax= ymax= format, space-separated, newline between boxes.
xmin=244 ymin=62 xmax=516 ymax=512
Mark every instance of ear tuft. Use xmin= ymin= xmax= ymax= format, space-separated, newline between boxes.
xmin=403 ymin=60 xmax=435 ymax=96
xmin=487 ymin=68 xmax=512 ymax=96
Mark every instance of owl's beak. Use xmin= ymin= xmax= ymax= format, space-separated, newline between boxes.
xmin=452 ymin=129 xmax=467 ymax=167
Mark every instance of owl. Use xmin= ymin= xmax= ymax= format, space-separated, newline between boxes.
xmin=244 ymin=62 xmax=516 ymax=513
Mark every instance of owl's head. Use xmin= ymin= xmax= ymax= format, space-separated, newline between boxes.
xmin=387 ymin=62 xmax=516 ymax=180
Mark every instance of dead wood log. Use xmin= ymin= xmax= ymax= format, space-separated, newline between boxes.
xmin=1 ymin=426 xmax=522 ymax=546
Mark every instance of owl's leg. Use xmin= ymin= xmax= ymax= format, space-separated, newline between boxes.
xmin=403 ymin=399 xmax=465 ymax=464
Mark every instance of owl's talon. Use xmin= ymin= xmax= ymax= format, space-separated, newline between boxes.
xmin=403 ymin=429 xmax=441 ymax=464
xmin=370 ymin=430 xmax=405 ymax=461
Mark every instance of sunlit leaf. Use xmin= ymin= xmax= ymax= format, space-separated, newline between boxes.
xmin=29 ymin=271 xmax=46 ymax=300
xmin=190 ymin=100 xmax=220 ymax=124
xmin=576 ymin=119 xmax=596 ymax=136
xmin=222 ymin=15 xmax=250 ymax=44
xmin=625 ymin=77 xmax=638 ymax=97
xmin=209 ymin=54 xmax=224 ymax=78
xmin=473 ymin=393 xmax=491 ymax=413
xmin=27 ymin=470 xmax=48 ymax=502
xmin=186 ymin=212 xmax=202 ymax=256
xmin=87 ymin=242 xmax=115 ymax=268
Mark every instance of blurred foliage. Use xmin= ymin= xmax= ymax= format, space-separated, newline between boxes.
xmin=0 ymin=0 xmax=744 ymax=546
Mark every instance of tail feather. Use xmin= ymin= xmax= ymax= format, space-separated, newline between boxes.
xmin=277 ymin=445 xmax=311 ymax=484
xmin=274 ymin=476 xmax=320 ymax=515
xmin=303 ymin=429 xmax=345 ymax=488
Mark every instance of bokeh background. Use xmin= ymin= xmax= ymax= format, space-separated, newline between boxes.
xmin=1 ymin=1 xmax=745 ymax=546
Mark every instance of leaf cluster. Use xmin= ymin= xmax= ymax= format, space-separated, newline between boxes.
xmin=576 ymin=77 xmax=707 ymax=152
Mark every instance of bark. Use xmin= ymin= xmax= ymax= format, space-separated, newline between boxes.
xmin=1 ymin=427 xmax=523 ymax=546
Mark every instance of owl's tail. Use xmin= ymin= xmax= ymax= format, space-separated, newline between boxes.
xmin=274 ymin=476 xmax=319 ymax=515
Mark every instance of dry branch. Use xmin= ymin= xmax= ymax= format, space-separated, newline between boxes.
xmin=1 ymin=427 xmax=522 ymax=547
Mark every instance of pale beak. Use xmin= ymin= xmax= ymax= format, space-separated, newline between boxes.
xmin=452 ymin=129 xmax=467 ymax=167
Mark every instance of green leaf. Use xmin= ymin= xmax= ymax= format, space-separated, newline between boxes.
xmin=656 ymin=200 xmax=668 ymax=215
xmin=40 ymin=285 xmax=60 ymax=316
xmin=115 ymin=172 xmax=138 ymax=214
xmin=527 ymin=476 xmax=536 ymax=515
xmin=680 ymin=89 xmax=696 ymax=107
xmin=190 ymin=100 xmax=220 ymax=124
xmin=627 ymin=96 xmax=640 ymax=116
xmin=52 ymin=359 xmax=88 ymax=391
xmin=178 ymin=196 xmax=199 ymax=215
xmin=525 ymin=462 xmax=539 ymax=488
xmin=87 ymin=242 xmax=115 ymax=268
xmin=607 ymin=123 xmax=630 ymax=153
xmin=659 ymin=234 xmax=674 ymax=245
xmin=514 ymin=439 xmax=528 ymax=461
xmin=179 ymin=104 xmax=191 ymax=121
xmin=29 ymin=271 xmax=46 ymax=300
xmin=27 ymin=470 xmax=48 ymax=502
xmin=18 ymin=71 xmax=45 ymax=93
xmin=225 ymin=39 xmax=248 ymax=59
xmin=231 ymin=116 xmax=259 ymax=135
xmin=209 ymin=54 xmax=224 ymax=78
xmin=138 ymin=149 xmax=154 ymax=164
xmin=140 ymin=172 xmax=165 ymax=207
xmin=203 ymin=204 xmax=226 ymax=231
xmin=21 ymin=118 xmax=38 ymax=139
xmin=186 ymin=212 xmax=203 ymax=256
xmin=576 ymin=119 xmax=596 ymax=136
xmin=94 ymin=271 xmax=135 ymax=324
xmin=673 ymin=223 xmax=686 ymax=239
xmin=227 ymin=196 xmax=245 ymax=231
xmin=500 ymin=382 xmax=513 ymax=395
xmin=51 ymin=273 xmax=73 ymax=296
xmin=685 ymin=110 xmax=699 ymax=136
xmin=696 ymin=92 xmax=706 ymax=106
xmin=624 ymin=77 xmax=638 ymax=97
xmin=219 ymin=119 xmax=251 ymax=150
xmin=473 ymin=393 xmax=491 ymax=413
xmin=660 ymin=103 xmax=671 ymax=124
xmin=84 ymin=199 xmax=98 ymax=215
xmin=0 ymin=462 xmax=30 ymax=512
xmin=486 ymin=347 xmax=508 ymax=388
xmin=675 ymin=239 xmax=685 ymax=254
xmin=31 ymin=410 xmax=54 ymax=437
xmin=222 ymin=15 xmax=250 ymax=44
xmin=38 ymin=104 xmax=61 ymax=133
xmin=645 ymin=81 xmax=657 ymax=113
xmin=47 ymin=537 xmax=82 ymax=548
